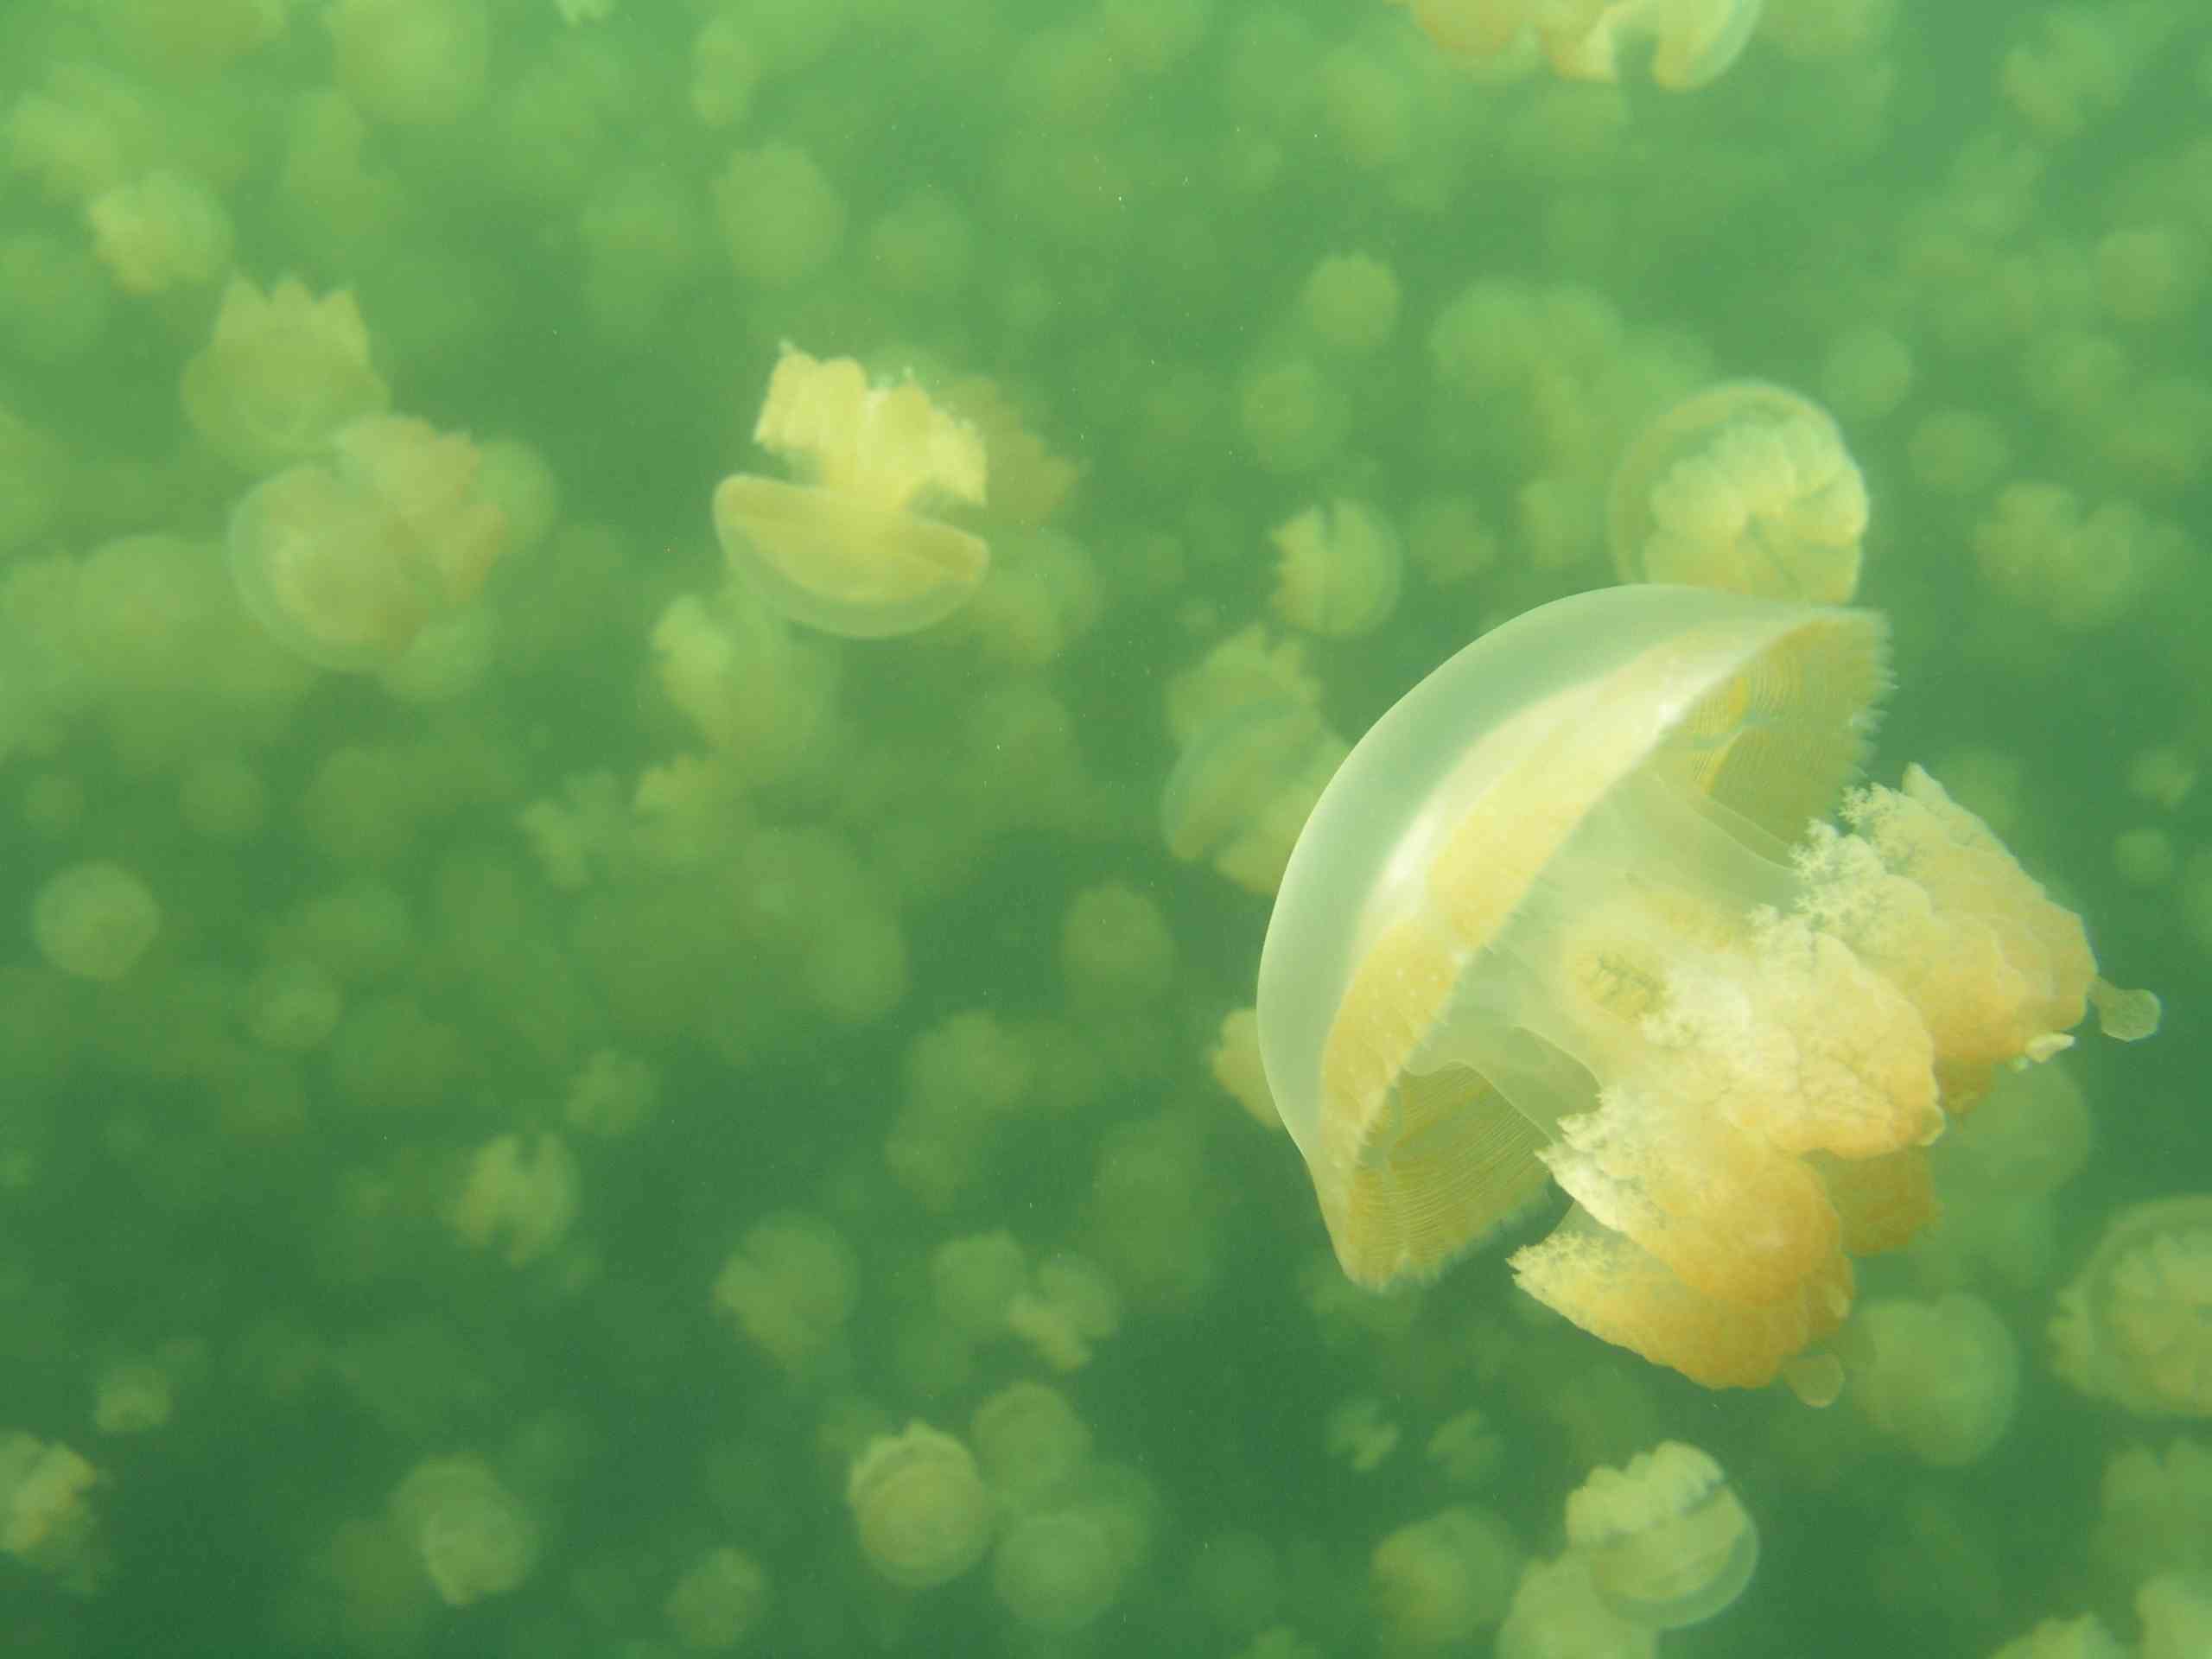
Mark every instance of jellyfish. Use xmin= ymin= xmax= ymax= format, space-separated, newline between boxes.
xmin=1608 ymin=382 xmax=1868 ymax=604
xmin=226 ymin=415 xmax=510 ymax=671
xmin=1846 ymin=1294 xmax=2021 ymax=1465
xmin=1395 ymin=0 xmax=1762 ymax=92
xmin=711 ymin=346 xmax=989 ymax=639
xmin=1369 ymin=1505 xmax=1523 ymax=1648
xmin=32 ymin=861 xmax=159 ymax=982
xmin=846 ymin=1421 xmax=995 ymax=1590
xmin=2050 ymin=1196 xmax=2212 ymax=1416
xmin=1256 ymin=584 xmax=2151 ymax=1390
xmin=1563 ymin=1442 xmax=1757 ymax=1630
xmin=1270 ymin=499 xmax=1402 ymax=639
xmin=1541 ymin=0 xmax=1767 ymax=91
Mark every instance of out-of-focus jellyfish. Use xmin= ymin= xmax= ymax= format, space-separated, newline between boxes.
xmin=181 ymin=277 xmax=390 ymax=475
xmin=664 ymin=1546 xmax=771 ymax=1650
xmin=1608 ymin=382 xmax=1868 ymax=604
xmin=1395 ymin=0 xmax=1762 ymax=92
xmin=1543 ymin=0 xmax=1767 ymax=91
xmin=1257 ymin=584 xmax=2153 ymax=1391
xmin=0 ymin=1431 xmax=102 ymax=1592
xmin=1563 ymin=1442 xmax=1756 ymax=1629
xmin=993 ymin=1500 xmax=1135 ymax=1634
xmin=713 ymin=1213 xmax=858 ymax=1376
xmin=32 ymin=861 xmax=160 ymax=982
xmin=389 ymin=1455 xmax=536 ymax=1607
xmin=2050 ymin=1197 xmax=2212 ymax=1416
xmin=447 ymin=1133 xmax=579 ymax=1268
xmin=1989 ymin=1613 xmax=2131 ymax=1659
xmin=226 ymin=415 xmax=510 ymax=671
xmin=1162 ymin=697 xmax=1348 ymax=896
xmin=1846 ymin=1294 xmax=2021 ymax=1465
xmin=1496 ymin=1554 xmax=1656 ymax=1659
xmin=2140 ymin=1573 xmax=2212 ymax=1659
xmin=847 ymin=1422 xmax=995 ymax=1590
xmin=711 ymin=346 xmax=988 ymax=638
xmin=1271 ymin=499 xmax=1402 ymax=638
xmin=1369 ymin=1505 xmax=1523 ymax=1648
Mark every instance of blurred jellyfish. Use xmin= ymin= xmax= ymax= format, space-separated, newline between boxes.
xmin=389 ymin=1455 xmax=536 ymax=1607
xmin=1847 ymin=1294 xmax=2021 ymax=1465
xmin=1608 ymin=381 xmax=1868 ymax=603
xmin=1256 ymin=586 xmax=2147 ymax=1390
xmin=713 ymin=1213 xmax=858 ymax=1376
xmin=1563 ymin=1442 xmax=1756 ymax=1630
xmin=993 ymin=1501 xmax=1134 ymax=1635
xmin=712 ymin=346 xmax=989 ymax=639
xmin=1496 ymin=1553 xmax=1656 ymax=1659
xmin=32 ymin=861 xmax=160 ymax=982
xmin=1270 ymin=499 xmax=1402 ymax=638
xmin=2052 ymin=1197 xmax=2212 ymax=1416
xmin=1543 ymin=0 xmax=1767 ymax=91
xmin=1162 ymin=697 xmax=1347 ymax=896
xmin=847 ymin=1421 xmax=994 ymax=1589
xmin=181 ymin=276 xmax=390 ymax=474
xmin=664 ymin=1546 xmax=771 ymax=1650
xmin=226 ymin=415 xmax=510 ymax=671
xmin=1396 ymin=0 xmax=1762 ymax=92
xmin=1370 ymin=1505 xmax=1523 ymax=1649
xmin=0 ymin=1432 xmax=102 ymax=1592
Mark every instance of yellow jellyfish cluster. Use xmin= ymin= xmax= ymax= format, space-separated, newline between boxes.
xmin=1258 ymin=583 xmax=2156 ymax=1392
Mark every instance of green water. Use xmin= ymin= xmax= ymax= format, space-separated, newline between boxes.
xmin=0 ymin=1 xmax=2206 ymax=1655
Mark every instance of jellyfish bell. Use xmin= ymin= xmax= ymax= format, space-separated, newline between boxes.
xmin=1608 ymin=381 xmax=1868 ymax=604
xmin=712 ymin=346 xmax=990 ymax=639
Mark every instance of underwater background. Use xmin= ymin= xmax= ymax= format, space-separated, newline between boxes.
xmin=0 ymin=0 xmax=2207 ymax=1654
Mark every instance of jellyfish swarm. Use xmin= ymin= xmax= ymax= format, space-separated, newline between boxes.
xmin=712 ymin=346 xmax=989 ymax=639
xmin=226 ymin=415 xmax=509 ymax=671
xmin=1257 ymin=585 xmax=2151 ymax=1392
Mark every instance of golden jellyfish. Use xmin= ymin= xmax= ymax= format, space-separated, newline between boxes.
xmin=711 ymin=346 xmax=990 ymax=639
xmin=846 ymin=1421 xmax=995 ymax=1590
xmin=1608 ymin=381 xmax=1869 ymax=604
xmin=2050 ymin=1197 xmax=2212 ymax=1417
xmin=1563 ymin=1442 xmax=1756 ymax=1630
xmin=1256 ymin=584 xmax=2152 ymax=1391
xmin=1368 ymin=1505 xmax=1523 ymax=1649
xmin=226 ymin=415 xmax=510 ymax=671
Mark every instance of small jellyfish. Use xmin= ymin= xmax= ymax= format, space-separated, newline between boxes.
xmin=226 ymin=415 xmax=509 ymax=671
xmin=712 ymin=346 xmax=989 ymax=639
xmin=847 ymin=1421 xmax=995 ymax=1590
xmin=664 ymin=1546 xmax=772 ymax=1650
xmin=181 ymin=277 xmax=393 ymax=473
xmin=993 ymin=1502 xmax=1132 ymax=1635
xmin=32 ymin=861 xmax=160 ymax=982
xmin=1542 ymin=0 xmax=1767 ymax=92
xmin=1270 ymin=499 xmax=1402 ymax=638
xmin=389 ymin=1455 xmax=536 ymax=1608
xmin=1369 ymin=1505 xmax=1523 ymax=1648
xmin=1847 ymin=1294 xmax=2021 ymax=1465
xmin=2050 ymin=1197 xmax=2212 ymax=1417
xmin=1608 ymin=382 xmax=1868 ymax=604
xmin=1162 ymin=699 xmax=1348 ymax=896
xmin=1562 ymin=1442 xmax=1757 ymax=1630
xmin=1256 ymin=585 xmax=2146 ymax=1389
